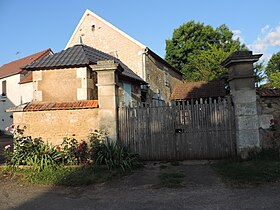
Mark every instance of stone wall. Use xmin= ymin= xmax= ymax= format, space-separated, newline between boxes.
xmin=118 ymin=80 xmax=141 ymax=106
xmin=33 ymin=67 xmax=96 ymax=102
xmin=66 ymin=10 xmax=183 ymax=104
xmin=258 ymin=96 xmax=280 ymax=149
xmin=66 ymin=11 xmax=144 ymax=78
xmin=13 ymin=109 xmax=99 ymax=145
xmin=145 ymin=54 xmax=182 ymax=103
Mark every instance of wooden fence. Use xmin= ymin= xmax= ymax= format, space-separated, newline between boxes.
xmin=118 ymin=97 xmax=236 ymax=160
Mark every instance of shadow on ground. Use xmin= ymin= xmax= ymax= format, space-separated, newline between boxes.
xmin=1 ymin=161 xmax=280 ymax=209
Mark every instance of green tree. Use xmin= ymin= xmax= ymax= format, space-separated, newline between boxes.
xmin=165 ymin=21 xmax=246 ymax=81
xmin=265 ymin=52 xmax=280 ymax=87
xmin=185 ymin=44 xmax=239 ymax=81
xmin=254 ymin=61 xmax=266 ymax=87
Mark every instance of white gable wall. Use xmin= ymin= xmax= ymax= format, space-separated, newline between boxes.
xmin=0 ymin=74 xmax=33 ymax=134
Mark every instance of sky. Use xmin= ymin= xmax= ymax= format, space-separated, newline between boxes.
xmin=0 ymin=0 xmax=280 ymax=66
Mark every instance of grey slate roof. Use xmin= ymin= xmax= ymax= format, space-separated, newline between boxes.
xmin=23 ymin=44 xmax=145 ymax=83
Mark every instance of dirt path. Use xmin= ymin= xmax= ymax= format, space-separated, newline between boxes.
xmin=1 ymin=161 xmax=280 ymax=210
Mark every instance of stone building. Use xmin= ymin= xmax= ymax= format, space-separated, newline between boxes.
xmin=10 ymin=44 xmax=146 ymax=144
xmin=66 ymin=9 xmax=183 ymax=105
xmin=0 ymin=49 xmax=52 ymax=134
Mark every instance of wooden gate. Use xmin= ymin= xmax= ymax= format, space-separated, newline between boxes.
xmin=118 ymin=97 xmax=236 ymax=160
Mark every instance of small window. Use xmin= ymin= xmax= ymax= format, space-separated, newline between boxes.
xmin=164 ymin=71 xmax=170 ymax=87
xmin=2 ymin=80 xmax=6 ymax=97
xmin=91 ymin=24 xmax=95 ymax=32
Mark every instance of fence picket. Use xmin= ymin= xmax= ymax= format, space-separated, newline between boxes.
xmin=118 ymin=97 xmax=236 ymax=160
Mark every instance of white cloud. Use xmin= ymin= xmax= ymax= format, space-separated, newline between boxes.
xmin=250 ymin=24 xmax=280 ymax=62
xmin=232 ymin=29 xmax=245 ymax=44
xmin=261 ymin=25 xmax=270 ymax=34
xmin=265 ymin=26 xmax=280 ymax=46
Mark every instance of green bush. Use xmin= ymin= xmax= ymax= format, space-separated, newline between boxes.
xmin=61 ymin=136 xmax=89 ymax=165
xmin=5 ymin=126 xmax=62 ymax=171
xmin=89 ymin=130 xmax=141 ymax=171
xmin=4 ymin=127 xmax=141 ymax=172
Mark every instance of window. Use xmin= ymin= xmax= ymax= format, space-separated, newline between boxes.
xmin=152 ymin=92 xmax=165 ymax=107
xmin=123 ymin=83 xmax=132 ymax=106
xmin=164 ymin=71 xmax=170 ymax=87
xmin=163 ymin=66 xmax=170 ymax=87
xmin=2 ymin=80 xmax=6 ymax=97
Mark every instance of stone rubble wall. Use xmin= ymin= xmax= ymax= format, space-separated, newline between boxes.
xmin=258 ymin=96 xmax=280 ymax=149
xmin=13 ymin=109 xmax=99 ymax=146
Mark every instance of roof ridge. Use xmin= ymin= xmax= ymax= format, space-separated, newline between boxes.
xmin=80 ymin=44 xmax=94 ymax=64
xmin=66 ymin=9 xmax=146 ymax=49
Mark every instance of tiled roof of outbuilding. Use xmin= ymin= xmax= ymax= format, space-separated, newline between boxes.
xmin=24 ymin=100 xmax=99 ymax=111
xmin=257 ymin=88 xmax=280 ymax=97
xmin=171 ymin=81 xmax=226 ymax=100
xmin=23 ymin=44 xmax=145 ymax=83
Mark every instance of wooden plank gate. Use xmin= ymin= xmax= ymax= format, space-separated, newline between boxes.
xmin=118 ymin=97 xmax=236 ymax=160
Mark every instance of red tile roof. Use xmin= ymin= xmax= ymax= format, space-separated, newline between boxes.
xmin=257 ymin=88 xmax=280 ymax=97
xmin=19 ymin=72 xmax=32 ymax=84
xmin=24 ymin=100 xmax=98 ymax=111
xmin=0 ymin=49 xmax=52 ymax=79
xmin=171 ymin=81 xmax=226 ymax=100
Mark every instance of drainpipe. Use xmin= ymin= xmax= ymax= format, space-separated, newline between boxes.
xmin=142 ymin=47 xmax=149 ymax=81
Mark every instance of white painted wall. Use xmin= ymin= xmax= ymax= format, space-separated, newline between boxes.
xmin=0 ymin=74 xmax=33 ymax=134
xmin=20 ymin=82 xmax=33 ymax=104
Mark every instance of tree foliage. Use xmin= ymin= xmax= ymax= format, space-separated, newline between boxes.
xmin=265 ymin=52 xmax=280 ymax=88
xmin=254 ymin=61 xmax=266 ymax=87
xmin=165 ymin=21 xmax=247 ymax=81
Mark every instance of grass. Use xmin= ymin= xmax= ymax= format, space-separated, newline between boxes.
xmin=0 ymin=165 xmax=130 ymax=186
xmin=212 ymin=150 xmax=280 ymax=186
xmin=158 ymin=172 xmax=185 ymax=188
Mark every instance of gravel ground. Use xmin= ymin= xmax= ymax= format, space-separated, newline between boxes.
xmin=1 ymin=161 xmax=280 ymax=210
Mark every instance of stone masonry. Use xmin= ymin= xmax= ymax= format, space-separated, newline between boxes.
xmin=222 ymin=51 xmax=262 ymax=157
xmin=258 ymin=96 xmax=280 ymax=149
xmin=13 ymin=109 xmax=99 ymax=146
xmin=66 ymin=9 xmax=182 ymax=103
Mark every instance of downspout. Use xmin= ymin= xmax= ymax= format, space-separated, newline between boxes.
xmin=142 ymin=47 xmax=149 ymax=81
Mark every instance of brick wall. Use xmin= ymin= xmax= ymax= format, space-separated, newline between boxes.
xmin=13 ymin=109 xmax=99 ymax=145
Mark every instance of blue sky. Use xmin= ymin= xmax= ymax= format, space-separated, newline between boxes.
xmin=0 ymin=0 xmax=280 ymax=66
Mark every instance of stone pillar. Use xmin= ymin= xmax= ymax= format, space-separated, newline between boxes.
xmin=90 ymin=60 xmax=123 ymax=141
xmin=221 ymin=51 xmax=262 ymax=158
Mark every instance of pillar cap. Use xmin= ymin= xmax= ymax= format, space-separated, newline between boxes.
xmin=221 ymin=51 xmax=262 ymax=68
xmin=90 ymin=60 xmax=124 ymax=73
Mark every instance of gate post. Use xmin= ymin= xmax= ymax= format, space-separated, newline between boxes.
xmin=221 ymin=51 xmax=262 ymax=158
xmin=91 ymin=60 xmax=123 ymax=141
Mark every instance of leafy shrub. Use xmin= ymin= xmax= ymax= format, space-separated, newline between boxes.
xmin=61 ymin=137 xmax=89 ymax=165
xmin=5 ymin=126 xmax=141 ymax=172
xmin=5 ymin=126 xmax=61 ymax=171
xmin=89 ymin=130 xmax=141 ymax=171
